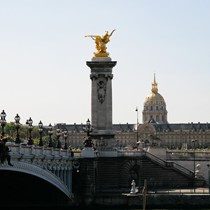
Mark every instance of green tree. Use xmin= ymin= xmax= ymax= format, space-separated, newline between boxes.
xmin=1 ymin=121 xmax=60 ymax=148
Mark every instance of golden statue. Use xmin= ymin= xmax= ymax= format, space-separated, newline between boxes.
xmin=85 ymin=29 xmax=115 ymax=58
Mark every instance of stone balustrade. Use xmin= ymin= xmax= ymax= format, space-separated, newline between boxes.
xmin=166 ymin=150 xmax=210 ymax=160
xmin=8 ymin=144 xmax=72 ymax=160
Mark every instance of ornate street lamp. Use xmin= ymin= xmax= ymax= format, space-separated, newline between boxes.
xmin=56 ymin=127 xmax=62 ymax=149
xmin=0 ymin=110 xmax=7 ymax=137
xmin=26 ymin=119 xmax=29 ymax=140
xmin=83 ymin=118 xmax=94 ymax=147
xmin=27 ymin=117 xmax=33 ymax=145
xmin=63 ymin=129 xmax=68 ymax=150
xmin=83 ymin=118 xmax=93 ymax=137
xmin=136 ymin=107 xmax=139 ymax=142
xmin=38 ymin=120 xmax=43 ymax=146
xmin=48 ymin=123 xmax=53 ymax=147
xmin=14 ymin=114 xmax=21 ymax=144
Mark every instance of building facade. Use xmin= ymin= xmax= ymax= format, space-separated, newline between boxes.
xmin=60 ymin=76 xmax=210 ymax=150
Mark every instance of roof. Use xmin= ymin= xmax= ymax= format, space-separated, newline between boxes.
xmin=55 ymin=122 xmax=210 ymax=133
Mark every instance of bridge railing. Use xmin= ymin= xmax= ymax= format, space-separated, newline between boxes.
xmin=145 ymin=151 xmax=194 ymax=177
xmin=166 ymin=150 xmax=210 ymax=160
xmin=117 ymin=150 xmax=146 ymax=157
xmin=9 ymin=144 xmax=72 ymax=159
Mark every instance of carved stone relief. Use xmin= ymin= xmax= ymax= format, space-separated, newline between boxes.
xmin=97 ymin=77 xmax=107 ymax=104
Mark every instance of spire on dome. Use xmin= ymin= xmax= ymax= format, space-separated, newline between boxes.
xmin=151 ymin=73 xmax=158 ymax=94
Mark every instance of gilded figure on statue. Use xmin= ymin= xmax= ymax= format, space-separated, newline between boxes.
xmin=85 ymin=29 xmax=115 ymax=57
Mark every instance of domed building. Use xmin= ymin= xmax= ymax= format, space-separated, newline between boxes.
xmin=142 ymin=75 xmax=168 ymax=124
xmin=137 ymin=76 xmax=210 ymax=149
xmin=61 ymin=76 xmax=210 ymax=150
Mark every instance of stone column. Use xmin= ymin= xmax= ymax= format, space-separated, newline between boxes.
xmin=86 ymin=58 xmax=117 ymax=150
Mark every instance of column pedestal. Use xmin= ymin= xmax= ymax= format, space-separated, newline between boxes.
xmin=86 ymin=57 xmax=117 ymax=151
xmin=81 ymin=147 xmax=97 ymax=158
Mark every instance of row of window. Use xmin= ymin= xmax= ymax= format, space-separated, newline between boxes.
xmin=144 ymin=106 xmax=165 ymax=111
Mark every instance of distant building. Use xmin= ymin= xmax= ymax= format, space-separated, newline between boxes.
xmin=58 ymin=76 xmax=210 ymax=149
xmin=142 ymin=74 xmax=168 ymax=124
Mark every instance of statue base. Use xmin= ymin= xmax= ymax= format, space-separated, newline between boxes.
xmin=94 ymin=52 xmax=109 ymax=58
xmin=81 ymin=147 xmax=97 ymax=158
xmin=91 ymin=57 xmax=112 ymax=62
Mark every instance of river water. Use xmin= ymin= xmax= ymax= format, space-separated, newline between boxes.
xmin=2 ymin=207 xmax=210 ymax=210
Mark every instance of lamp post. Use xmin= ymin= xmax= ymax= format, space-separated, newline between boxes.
xmin=48 ymin=123 xmax=53 ymax=147
xmin=136 ymin=107 xmax=139 ymax=150
xmin=83 ymin=118 xmax=93 ymax=147
xmin=56 ymin=127 xmax=62 ymax=149
xmin=14 ymin=114 xmax=21 ymax=144
xmin=136 ymin=107 xmax=139 ymax=142
xmin=191 ymin=139 xmax=197 ymax=192
xmin=0 ymin=110 xmax=7 ymax=137
xmin=38 ymin=120 xmax=43 ymax=146
xmin=26 ymin=119 xmax=29 ymax=140
xmin=83 ymin=118 xmax=93 ymax=137
xmin=27 ymin=117 xmax=33 ymax=145
xmin=63 ymin=129 xmax=68 ymax=150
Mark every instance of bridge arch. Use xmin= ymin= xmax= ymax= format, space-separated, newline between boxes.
xmin=0 ymin=161 xmax=72 ymax=206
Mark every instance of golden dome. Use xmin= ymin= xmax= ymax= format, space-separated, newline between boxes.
xmin=144 ymin=75 xmax=166 ymax=106
xmin=142 ymin=74 xmax=168 ymax=124
xmin=144 ymin=92 xmax=166 ymax=106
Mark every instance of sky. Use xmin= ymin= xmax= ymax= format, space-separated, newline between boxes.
xmin=0 ymin=0 xmax=209 ymax=126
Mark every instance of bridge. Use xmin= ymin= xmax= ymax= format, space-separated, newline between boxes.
xmin=1 ymin=143 xmax=205 ymax=207
xmin=0 ymin=143 xmax=78 ymax=206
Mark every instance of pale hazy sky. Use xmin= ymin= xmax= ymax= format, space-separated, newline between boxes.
xmin=0 ymin=0 xmax=209 ymax=126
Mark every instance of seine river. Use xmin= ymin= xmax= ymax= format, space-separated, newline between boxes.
xmin=3 ymin=207 xmax=210 ymax=210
